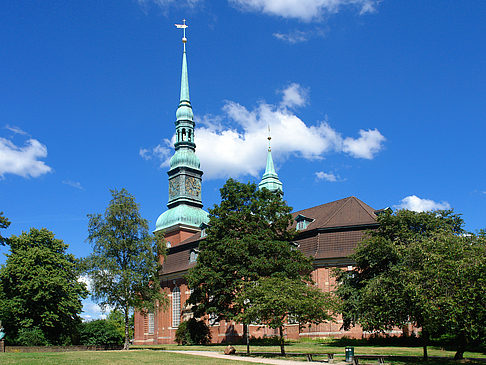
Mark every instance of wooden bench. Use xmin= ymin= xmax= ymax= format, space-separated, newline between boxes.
xmin=305 ymin=353 xmax=334 ymax=363
xmin=353 ymin=354 xmax=386 ymax=364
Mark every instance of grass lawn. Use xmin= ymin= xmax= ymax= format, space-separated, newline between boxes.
xmin=133 ymin=338 xmax=486 ymax=364
xmin=0 ymin=350 xmax=260 ymax=365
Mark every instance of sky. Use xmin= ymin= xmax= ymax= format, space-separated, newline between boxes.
xmin=1 ymin=0 xmax=485 ymax=320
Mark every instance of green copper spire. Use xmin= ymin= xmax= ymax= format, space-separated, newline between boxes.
xmin=156 ymin=20 xmax=209 ymax=232
xmin=259 ymin=133 xmax=283 ymax=193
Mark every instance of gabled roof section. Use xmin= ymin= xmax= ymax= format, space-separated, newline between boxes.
xmin=291 ymin=196 xmax=377 ymax=232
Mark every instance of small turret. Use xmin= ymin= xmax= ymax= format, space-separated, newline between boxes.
xmin=259 ymin=130 xmax=283 ymax=193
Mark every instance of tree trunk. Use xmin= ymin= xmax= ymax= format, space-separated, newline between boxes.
xmin=245 ymin=324 xmax=250 ymax=355
xmin=279 ymin=326 xmax=285 ymax=356
xmin=454 ymin=334 xmax=466 ymax=360
xmin=124 ymin=307 xmax=130 ymax=350
xmin=422 ymin=329 xmax=429 ymax=361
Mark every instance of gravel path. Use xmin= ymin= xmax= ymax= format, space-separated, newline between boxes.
xmin=165 ymin=350 xmax=348 ymax=364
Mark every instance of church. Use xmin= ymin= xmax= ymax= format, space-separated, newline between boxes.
xmin=133 ymin=28 xmax=383 ymax=345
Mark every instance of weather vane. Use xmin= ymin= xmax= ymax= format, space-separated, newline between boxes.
xmin=175 ymin=19 xmax=188 ymax=50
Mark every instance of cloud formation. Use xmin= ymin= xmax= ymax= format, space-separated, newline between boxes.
xmin=315 ymin=171 xmax=340 ymax=182
xmin=230 ymin=0 xmax=379 ymax=21
xmin=273 ymin=30 xmax=309 ymax=43
xmin=0 ymin=137 xmax=52 ymax=178
xmin=395 ymin=195 xmax=451 ymax=212
xmin=5 ymin=125 xmax=28 ymax=136
xmin=142 ymin=83 xmax=385 ymax=180
xmin=63 ymin=180 xmax=84 ymax=190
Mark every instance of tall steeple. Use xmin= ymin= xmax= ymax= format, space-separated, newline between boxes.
xmin=259 ymin=128 xmax=283 ymax=193
xmin=155 ymin=21 xmax=209 ymax=233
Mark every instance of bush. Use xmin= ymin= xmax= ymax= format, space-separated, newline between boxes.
xmin=175 ymin=318 xmax=211 ymax=345
xmin=16 ymin=326 xmax=49 ymax=346
xmin=79 ymin=319 xmax=124 ymax=346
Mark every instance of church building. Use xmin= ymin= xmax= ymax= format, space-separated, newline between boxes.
xmin=133 ymin=27 xmax=383 ymax=345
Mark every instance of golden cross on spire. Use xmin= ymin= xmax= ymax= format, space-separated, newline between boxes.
xmin=175 ymin=19 xmax=188 ymax=50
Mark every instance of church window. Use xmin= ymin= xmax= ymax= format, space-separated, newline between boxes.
xmin=148 ymin=312 xmax=155 ymax=334
xmin=295 ymin=214 xmax=314 ymax=231
xmin=188 ymin=130 xmax=192 ymax=141
xmin=172 ymin=286 xmax=181 ymax=328
xmin=189 ymin=249 xmax=198 ymax=263
xmin=182 ymin=128 xmax=186 ymax=141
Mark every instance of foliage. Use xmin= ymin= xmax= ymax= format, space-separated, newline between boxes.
xmin=186 ymin=179 xmax=313 ymax=322
xmin=79 ymin=319 xmax=124 ymax=346
xmin=16 ymin=326 xmax=49 ymax=346
xmin=235 ymin=277 xmax=337 ymax=354
xmin=174 ymin=318 xmax=211 ymax=345
xmin=0 ymin=211 xmax=11 ymax=246
xmin=333 ymin=209 xmax=485 ymax=359
xmin=84 ymin=188 xmax=165 ymax=350
xmin=0 ymin=228 xmax=88 ymax=345
xmin=402 ymin=231 xmax=486 ymax=359
xmin=107 ymin=309 xmax=134 ymax=340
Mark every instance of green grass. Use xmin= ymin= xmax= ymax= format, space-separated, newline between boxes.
xmin=133 ymin=339 xmax=486 ymax=363
xmin=0 ymin=350 xmax=260 ymax=365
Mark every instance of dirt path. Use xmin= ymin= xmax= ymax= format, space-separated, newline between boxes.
xmin=165 ymin=350 xmax=348 ymax=364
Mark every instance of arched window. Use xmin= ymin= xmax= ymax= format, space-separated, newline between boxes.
xmin=188 ymin=130 xmax=192 ymax=141
xmin=172 ymin=286 xmax=181 ymax=328
xmin=182 ymin=129 xmax=186 ymax=141
xmin=177 ymin=130 xmax=180 ymax=142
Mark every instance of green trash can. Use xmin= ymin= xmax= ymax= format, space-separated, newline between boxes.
xmin=345 ymin=347 xmax=354 ymax=362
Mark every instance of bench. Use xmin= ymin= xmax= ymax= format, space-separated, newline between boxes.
xmin=305 ymin=353 xmax=334 ymax=363
xmin=353 ymin=354 xmax=386 ymax=364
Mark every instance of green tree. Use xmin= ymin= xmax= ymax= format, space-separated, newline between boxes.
xmin=0 ymin=211 xmax=11 ymax=246
xmin=403 ymin=231 xmax=486 ymax=359
xmin=235 ymin=277 xmax=336 ymax=355
xmin=107 ymin=309 xmax=134 ymax=341
xmin=0 ymin=228 xmax=88 ymax=345
xmin=186 ymin=179 xmax=314 ymax=331
xmin=84 ymin=188 xmax=165 ymax=350
xmin=79 ymin=319 xmax=124 ymax=346
xmin=334 ymin=209 xmax=464 ymax=360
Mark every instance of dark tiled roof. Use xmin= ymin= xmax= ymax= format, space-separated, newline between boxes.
xmin=161 ymin=196 xmax=379 ymax=276
xmin=291 ymin=196 xmax=377 ymax=232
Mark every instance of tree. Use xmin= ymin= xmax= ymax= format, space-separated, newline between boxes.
xmin=334 ymin=209 xmax=465 ymax=360
xmin=403 ymin=231 xmax=486 ymax=360
xmin=84 ymin=188 xmax=165 ymax=350
xmin=186 ymin=179 xmax=314 ymax=324
xmin=79 ymin=319 xmax=124 ymax=346
xmin=235 ymin=277 xmax=336 ymax=355
xmin=0 ymin=211 xmax=11 ymax=246
xmin=0 ymin=228 xmax=88 ymax=345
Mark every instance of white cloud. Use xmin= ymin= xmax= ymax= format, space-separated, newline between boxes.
xmin=395 ymin=195 xmax=451 ymax=212
xmin=280 ymin=83 xmax=308 ymax=108
xmin=273 ymin=30 xmax=309 ymax=43
xmin=316 ymin=171 xmax=340 ymax=182
xmin=63 ymin=180 xmax=84 ymax=190
xmin=139 ymin=139 xmax=172 ymax=165
xmin=78 ymin=275 xmax=92 ymax=292
xmin=5 ymin=125 xmax=28 ymax=135
xmin=230 ymin=0 xmax=379 ymax=21
xmin=137 ymin=0 xmax=201 ymax=10
xmin=142 ymin=83 xmax=385 ymax=179
xmin=342 ymin=128 xmax=386 ymax=159
xmin=0 ymin=137 xmax=52 ymax=178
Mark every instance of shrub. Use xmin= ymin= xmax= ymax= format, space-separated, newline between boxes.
xmin=16 ymin=326 xmax=49 ymax=346
xmin=79 ymin=319 xmax=124 ymax=346
xmin=175 ymin=318 xmax=211 ymax=345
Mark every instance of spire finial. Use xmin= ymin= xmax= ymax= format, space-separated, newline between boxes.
xmin=175 ymin=19 xmax=188 ymax=51
xmin=267 ymin=124 xmax=271 ymax=151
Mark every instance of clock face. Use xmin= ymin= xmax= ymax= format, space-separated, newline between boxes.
xmin=185 ymin=176 xmax=201 ymax=197
xmin=169 ymin=178 xmax=180 ymax=198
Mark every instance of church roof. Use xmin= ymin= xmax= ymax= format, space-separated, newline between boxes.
xmin=160 ymin=196 xmax=380 ymax=276
xmin=291 ymin=196 xmax=378 ymax=232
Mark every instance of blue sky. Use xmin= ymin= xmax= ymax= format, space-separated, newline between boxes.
xmin=1 ymin=1 xmax=485 ymax=320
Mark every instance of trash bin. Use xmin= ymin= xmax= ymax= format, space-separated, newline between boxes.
xmin=345 ymin=346 xmax=354 ymax=362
